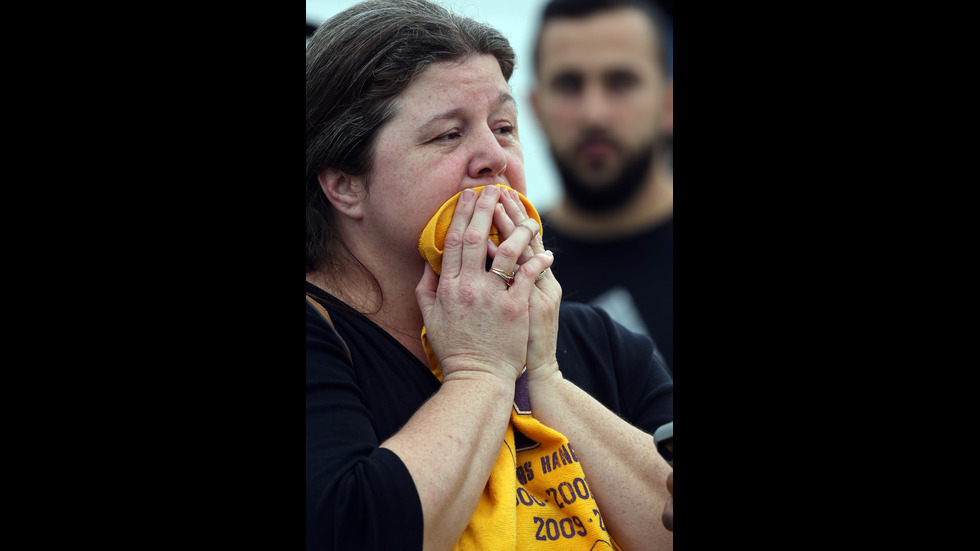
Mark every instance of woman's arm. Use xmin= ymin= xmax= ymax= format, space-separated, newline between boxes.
xmin=393 ymin=186 xmax=555 ymax=551
xmin=525 ymin=369 xmax=673 ymax=550
xmin=306 ymin=305 xmax=425 ymax=550
xmin=306 ymin=302 xmax=516 ymax=551
xmin=309 ymin=187 xmax=553 ymax=551
xmin=496 ymin=188 xmax=673 ymax=549
xmin=380 ymin=370 xmax=515 ymax=551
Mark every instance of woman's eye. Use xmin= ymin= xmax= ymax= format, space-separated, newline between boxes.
xmin=494 ymin=125 xmax=513 ymax=135
xmin=435 ymin=131 xmax=461 ymax=142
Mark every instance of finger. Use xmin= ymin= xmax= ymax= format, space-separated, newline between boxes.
xmin=507 ymin=250 xmax=554 ymax=296
xmin=496 ymin=188 xmax=543 ymax=261
xmin=503 ymin=190 xmax=553 ymax=284
xmin=486 ymin=234 xmax=499 ymax=261
xmin=492 ymin=200 xmax=534 ymax=266
xmin=492 ymin=201 xmax=516 ymax=236
xmin=490 ymin=215 xmax=540 ymax=278
xmin=503 ymin=189 xmax=541 ymax=243
xmin=415 ymin=262 xmax=439 ymax=315
xmin=439 ymin=188 xmax=478 ymax=279
xmin=458 ymin=185 xmax=500 ymax=276
xmin=501 ymin=188 xmax=526 ymax=226
xmin=509 ymin=188 xmax=546 ymax=255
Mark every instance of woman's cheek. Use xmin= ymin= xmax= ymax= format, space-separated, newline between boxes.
xmin=506 ymin=156 xmax=527 ymax=196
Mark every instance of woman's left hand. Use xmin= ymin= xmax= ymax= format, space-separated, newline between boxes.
xmin=489 ymin=188 xmax=562 ymax=383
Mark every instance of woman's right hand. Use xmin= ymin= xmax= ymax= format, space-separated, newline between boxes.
xmin=416 ymin=185 xmax=553 ymax=384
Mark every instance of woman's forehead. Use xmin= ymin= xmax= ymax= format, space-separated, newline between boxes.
xmin=397 ymin=55 xmax=514 ymax=118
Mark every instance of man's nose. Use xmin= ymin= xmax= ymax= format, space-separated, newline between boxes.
xmin=580 ymin=84 xmax=612 ymax=126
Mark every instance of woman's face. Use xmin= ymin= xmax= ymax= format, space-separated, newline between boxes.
xmin=357 ymin=54 xmax=526 ymax=263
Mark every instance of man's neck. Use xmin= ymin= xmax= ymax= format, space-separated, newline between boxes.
xmin=547 ymin=163 xmax=673 ymax=241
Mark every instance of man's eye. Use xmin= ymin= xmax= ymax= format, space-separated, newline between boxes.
xmin=607 ymin=72 xmax=639 ymax=92
xmin=552 ymin=74 xmax=581 ymax=94
xmin=494 ymin=125 xmax=513 ymax=135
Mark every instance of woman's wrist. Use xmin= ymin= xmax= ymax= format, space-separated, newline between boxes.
xmin=442 ymin=368 xmax=518 ymax=397
xmin=525 ymin=360 xmax=562 ymax=386
xmin=525 ymin=362 xmax=565 ymax=411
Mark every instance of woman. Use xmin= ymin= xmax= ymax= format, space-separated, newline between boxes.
xmin=306 ymin=1 xmax=673 ymax=549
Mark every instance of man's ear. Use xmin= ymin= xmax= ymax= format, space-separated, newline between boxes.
xmin=318 ymin=167 xmax=365 ymax=220
xmin=662 ymin=76 xmax=673 ymax=136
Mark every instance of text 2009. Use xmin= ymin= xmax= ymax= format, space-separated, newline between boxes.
xmin=533 ymin=516 xmax=587 ymax=541
xmin=532 ymin=510 xmax=607 ymax=541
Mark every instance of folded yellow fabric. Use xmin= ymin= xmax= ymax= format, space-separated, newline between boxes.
xmin=419 ymin=187 xmax=621 ymax=551
xmin=418 ymin=184 xmax=543 ymax=276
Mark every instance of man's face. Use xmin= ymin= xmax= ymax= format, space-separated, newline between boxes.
xmin=532 ymin=7 xmax=669 ymax=194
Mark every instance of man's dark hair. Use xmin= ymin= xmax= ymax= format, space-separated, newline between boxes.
xmin=532 ymin=0 xmax=670 ymax=76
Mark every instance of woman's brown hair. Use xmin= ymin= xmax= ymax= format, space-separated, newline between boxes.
xmin=306 ymin=0 xmax=516 ymax=274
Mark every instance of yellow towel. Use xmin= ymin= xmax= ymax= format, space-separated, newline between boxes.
xmin=417 ymin=184 xmax=543 ymax=276
xmin=419 ymin=186 xmax=622 ymax=550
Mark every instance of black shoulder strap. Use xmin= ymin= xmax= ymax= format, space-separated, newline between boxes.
xmin=306 ymin=294 xmax=353 ymax=364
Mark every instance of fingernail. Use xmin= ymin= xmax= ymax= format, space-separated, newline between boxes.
xmin=461 ymin=188 xmax=476 ymax=202
xmin=483 ymin=185 xmax=499 ymax=198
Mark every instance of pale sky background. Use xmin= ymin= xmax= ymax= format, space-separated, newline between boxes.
xmin=306 ymin=0 xmax=563 ymax=212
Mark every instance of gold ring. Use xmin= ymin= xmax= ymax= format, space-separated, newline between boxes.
xmin=490 ymin=267 xmax=516 ymax=287
xmin=517 ymin=218 xmax=540 ymax=237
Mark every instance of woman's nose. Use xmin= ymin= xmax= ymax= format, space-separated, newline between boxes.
xmin=468 ymin=128 xmax=509 ymax=180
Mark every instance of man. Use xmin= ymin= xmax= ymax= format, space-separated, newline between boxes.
xmin=531 ymin=0 xmax=674 ymax=374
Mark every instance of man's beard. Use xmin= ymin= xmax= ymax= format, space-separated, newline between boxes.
xmin=553 ymin=139 xmax=656 ymax=214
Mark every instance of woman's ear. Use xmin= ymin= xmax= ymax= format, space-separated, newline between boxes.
xmin=318 ymin=167 xmax=365 ymax=219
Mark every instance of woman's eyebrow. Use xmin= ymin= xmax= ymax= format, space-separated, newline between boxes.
xmin=495 ymin=92 xmax=517 ymax=115
xmin=419 ymin=92 xmax=517 ymax=133
xmin=419 ymin=108 xmax=465 ymax=134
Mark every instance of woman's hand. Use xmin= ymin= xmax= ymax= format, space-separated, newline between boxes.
xmin=416 ymin=186 xmax=553 ymax=384
xmin=489 ymin=188 xmax=562 ymax=383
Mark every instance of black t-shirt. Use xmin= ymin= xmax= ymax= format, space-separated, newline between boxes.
xmin=542 ymin=216 xmax=673 ymax=375
xmin=305 ymin=282 xmax=673 ymax=550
